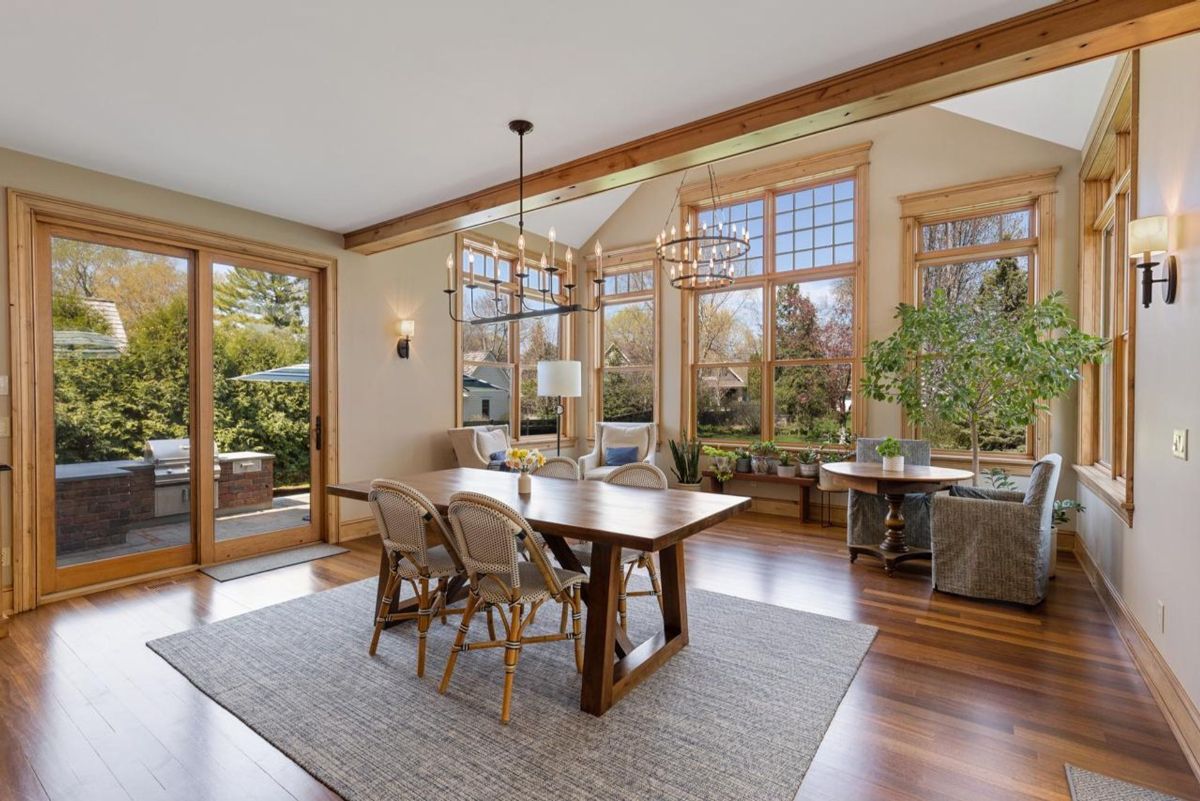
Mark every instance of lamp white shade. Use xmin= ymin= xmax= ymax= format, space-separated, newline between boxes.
xmin=1129 ymin=216 xmax=1168 ymax=258
xmin=395 ymin=319 xmax=415 ymax=337
xmin=537 ymin=360 xmax=581 ymax=397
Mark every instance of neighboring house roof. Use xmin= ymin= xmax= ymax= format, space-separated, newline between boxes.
xmin=699 ymin=366 xmax=747 ymax=390
xmin=83 ymin=298 xmax=127 ymax=348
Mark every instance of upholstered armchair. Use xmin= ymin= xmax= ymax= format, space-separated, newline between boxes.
xmin=931 ymin=454 xmax=1062 ymax=606
xmin=847 ymin=438 xmax=933 ymax=550
xmin=579 ymin=422 xmax=656 ymax=481
xmin=446 ymin=424 xmax=510 ymax=470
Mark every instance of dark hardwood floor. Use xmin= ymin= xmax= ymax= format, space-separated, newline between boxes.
xmin=1 ymin=513 xmax=1197 ymax=801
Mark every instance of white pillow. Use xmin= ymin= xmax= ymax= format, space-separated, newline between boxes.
xmin=475 ymin=428 xmax=509 ymax=460
xmin=601 ymin=425 xmax=648 ymax=464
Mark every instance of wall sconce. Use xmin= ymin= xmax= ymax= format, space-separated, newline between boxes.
xmin=1129 ymin=215 xmax=1177 ymax=308
xmin=395 ymin=319 xmax=415 ymax=358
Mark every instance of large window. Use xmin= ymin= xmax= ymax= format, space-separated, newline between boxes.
xmin=899 ymin=170 xmax=1059 ymax=462
xmin=685 ymin=145 xmax=868 ymax=444
xmin=1076 ymin=54 xmax=1136 ymax=523
xmin=456 ymin=235 xmax=572 ymax=440
xmin=592 ymin=249 xmax=658 ymax=426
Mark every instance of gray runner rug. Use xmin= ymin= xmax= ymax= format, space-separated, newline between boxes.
xmin=149 ymin=578 xmax=876 ymax=801
xmin=200 ymin=543 xmax=348 ymax=581
xmin=1066 ymin=765 xmax=1184 ymax=801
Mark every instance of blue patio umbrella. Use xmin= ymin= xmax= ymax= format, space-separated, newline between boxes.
xmin=231 ymin=363 xmax=310 ymax=383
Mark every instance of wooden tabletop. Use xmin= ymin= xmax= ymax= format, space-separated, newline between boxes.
xmin=820 ymin=461 xmax=974 ymax=495
xmin=328 ymin=468 xmax=751 ymax=552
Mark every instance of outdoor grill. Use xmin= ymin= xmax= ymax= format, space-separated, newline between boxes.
xmin=143 ymin=438 xmax=219 ymax=517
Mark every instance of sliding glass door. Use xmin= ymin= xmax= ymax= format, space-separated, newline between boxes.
xmin=209 ymin=258 xmax=321 ymax=561
xmin=34 ymin=227 xmax=327 ymax=596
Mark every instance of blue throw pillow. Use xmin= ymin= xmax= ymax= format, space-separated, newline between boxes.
xmin=605 ymin=446 xmax=639 ymax=466
xmin=487 ymin=450 xmax=514 ymax=472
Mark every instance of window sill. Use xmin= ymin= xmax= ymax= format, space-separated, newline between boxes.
xmin=1073 ymin=463 xmax=1133 ymax=526
xmin=929 ymin=451 xmax=1036 ymax=475
xmin=515 ymin=435 xmax=577 ymax=449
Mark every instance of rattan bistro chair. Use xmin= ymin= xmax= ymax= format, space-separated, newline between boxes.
xmin=534 ymin=456 xmax=580 ymax=480
xmin=439 ymin=491 xmax=587 ymax=724
xmin=367 ymin=480 xmax=467 ymax=677
xmin=569 ymin=462 xmax=667 ymax=632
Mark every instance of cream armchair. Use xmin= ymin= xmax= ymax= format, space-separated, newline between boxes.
xmin=579 ymin=422 xmax=656 ymax=481
xmin=446 ymin=424 xmax=510 ymax=470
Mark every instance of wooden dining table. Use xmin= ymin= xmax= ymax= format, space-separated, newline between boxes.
xmin=327 ymin=467 xmax=750 ymax=716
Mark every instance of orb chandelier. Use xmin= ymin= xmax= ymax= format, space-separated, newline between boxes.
xmin=443 ymin=120 xmax=603 ymax=325
xmin=655 ymin=165 xmax=751 ymax=290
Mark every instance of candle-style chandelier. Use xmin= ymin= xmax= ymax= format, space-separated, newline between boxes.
xmin=656 ymin=165 xmax=751 ymax=290
xmin=444 ymin=120 xmax=604 ymax=325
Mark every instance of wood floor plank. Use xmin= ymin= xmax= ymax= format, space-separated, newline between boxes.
xmin=0 ymin=514 xmax=1196 ymax=801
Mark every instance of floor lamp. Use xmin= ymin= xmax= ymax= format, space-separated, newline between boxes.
xmin=537 ymin=360 xmax=581 ymax=456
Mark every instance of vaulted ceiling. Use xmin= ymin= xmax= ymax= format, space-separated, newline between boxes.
xmin=0 ymin=1 xmax=1055 ymax=234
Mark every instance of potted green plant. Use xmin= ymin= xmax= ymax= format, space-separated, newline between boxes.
xmin=734 ymin=448 xmax=752 ymax=473
xmin=669 ymin=438 xmax=703 ymax=490
xmin=702 ymin=445 xmax=736 ymax=483
xmin=776 ymin=450 xmax=797 ymax=478
xmin=862 ymin=291 xmax=1107 ymax=484
xmin=749 ymin=440 xmax=778 ymax=475
xmin=876 ymin=436 xmax=904 ymax=472
xmin=795 ymin=448 xmax=820 ymax=478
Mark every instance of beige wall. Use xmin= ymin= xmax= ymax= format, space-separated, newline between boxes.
xmin=1076 ymin=33 xmax=1200 ymax=707
xmin=581 ymin=105 xmax=1082 ymax=497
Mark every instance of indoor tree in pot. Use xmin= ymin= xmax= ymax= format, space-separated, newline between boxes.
xmin=861 ymin=290 xmax=1107 ymax=484
xmin=669 ymin=438 xmax=704 ymax=490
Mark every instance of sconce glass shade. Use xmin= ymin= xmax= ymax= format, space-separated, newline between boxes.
xmin=1129 ymin=216 xmax=1168 ymax=259
xmin=395 ymin=319 xmax=416 ymax=338
xmin=536 ymin=360 xmax=581 ymax=397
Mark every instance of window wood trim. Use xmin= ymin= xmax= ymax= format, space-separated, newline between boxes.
xmin=6 ymin=189 xmax=340 ymax=612
xmin=452 ymin=231 xmax=577 ymax=445
xmin=1075 ymin=51 xmax=1137 ymax=525
xmin=586 ymin=244 xmax=662 ymax=444
xmin=679 ymin=146 xmax=870 ymax=446
xmin=898 ymin=169 xmax=1061 ymax=464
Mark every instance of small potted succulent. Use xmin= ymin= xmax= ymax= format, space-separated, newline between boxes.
xmin=876 ymin=436 xmax=904 ymax=472
xmin=702 ymin=445 xmax=737 ymax=483
xmin=749 ymin=440 xmax=779 ymax=475
xmin=796 ymin=448 xmax=820 ymax=478
xmin=734 ymin=448 xmax=752 ymax=474
xmin=776 ymin=450 xmax=797 ymax=478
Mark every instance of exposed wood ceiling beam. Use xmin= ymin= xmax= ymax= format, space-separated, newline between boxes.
xmin=344 ymin=0 xmax=1200 ymax=254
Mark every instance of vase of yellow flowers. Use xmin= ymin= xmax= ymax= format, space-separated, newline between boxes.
xmin=505 ymin=447 xmax=545 ymax=494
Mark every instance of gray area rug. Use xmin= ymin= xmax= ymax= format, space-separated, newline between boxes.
xmin=1066 ymin=765 xmax=1184 ymax=801
xmin=149 ymin=577 xmax=876 ymax=801
xmin=200 ymin=543 xmax=349 ymax=581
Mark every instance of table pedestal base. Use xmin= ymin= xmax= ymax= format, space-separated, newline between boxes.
xmin=849 ymin=491 xmax=931 ymax=576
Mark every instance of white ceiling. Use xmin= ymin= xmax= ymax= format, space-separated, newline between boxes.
xmin=0 ymin=0 xmax=1054 ymax=234
xmin=934 ymin=56 xmax=1119 ymax=150
xmin=519 ymin=184 xmax=638 ymax=249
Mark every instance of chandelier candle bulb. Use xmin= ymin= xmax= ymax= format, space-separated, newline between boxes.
xmin=445 ymin=253 xmax=453 ymax=290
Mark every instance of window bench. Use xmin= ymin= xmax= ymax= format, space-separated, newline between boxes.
xmin=702 ymin=470 xmax=816 ymax=522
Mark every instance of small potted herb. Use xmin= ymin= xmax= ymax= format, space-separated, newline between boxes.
xmin=796 ymin=448 xmax=820 ymax=478
xmin=734 ymin=448 xmax=752 ymax=473
xmin=749 ymin=440 xmax=778 ymax=475
xmin=702 ymin=445 xmax=736 ymax=483
xmin=776 ymin=450 xmax=797 ymax=478
xmin=876 ymin=437 xmax=904 ymax=472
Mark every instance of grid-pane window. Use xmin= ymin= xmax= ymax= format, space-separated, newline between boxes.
xmin=911 ymin=203 xmax=1038 ymax=456
xmin=689 ymin=165 xmax=863 ymax=445
xmin=597 ymin=263 xmax=656 ymax=424
xmin=697 ymin=198 xmax=764 ymax=277
xmin=458 ymin=240 xmax=570 ymax=437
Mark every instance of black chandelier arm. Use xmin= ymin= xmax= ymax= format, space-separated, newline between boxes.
xmin=443 ymin=289 xmax=467 ymax=323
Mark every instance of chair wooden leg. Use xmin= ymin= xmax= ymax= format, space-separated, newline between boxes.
xmin=500 ymin=602 xmax=525 ymax=725
xmin=437 ymin=577 xmax=449 ymax=625
xmin=560 ymin=597 xmax=569 ymax=635
xmin=416 ymin=578 xmax=431 ymax=678
xmin=643 ymin=554 xmax=665 ymax=613
xmin=369 ymin=569 xmax=401 ymax=656
xmin=571 ymin=586 xmax=583 ymax=674
xmin=439 ymin=592 xmax=479 ymax=694
xmin=486 ymin=604 xmax=497 ymax=640
xmin=617 ymin=570 xmax=630 ymax=633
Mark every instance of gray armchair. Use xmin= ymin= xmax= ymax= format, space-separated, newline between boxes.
xmin=579 ymin=422 xmax=656 ymax=481
xmin=931 ymin=454 xmax=1062 ymax=606
xmin=848 ymin=438 xmax=932 ymax=550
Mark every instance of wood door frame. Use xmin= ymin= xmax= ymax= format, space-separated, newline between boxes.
xmin=7 ymin=190 xmax=340 ymax=610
